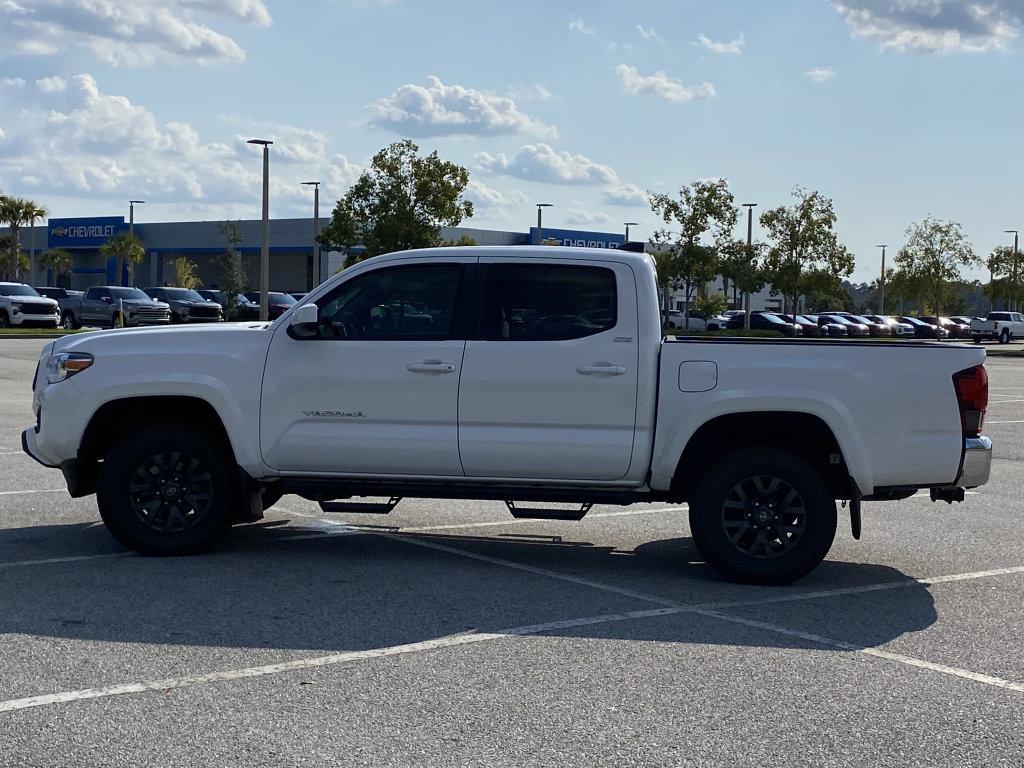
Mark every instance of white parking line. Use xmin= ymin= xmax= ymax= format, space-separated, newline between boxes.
xmin=986 ymin=420 xmax=1024 ymax=424
xmin=686 ymin=608 xmax=1024 ymax=694
xmin=0 ymin=489 xmax=64 ymax=496
xmin=0 ymin=553 xmax=127 ymax=569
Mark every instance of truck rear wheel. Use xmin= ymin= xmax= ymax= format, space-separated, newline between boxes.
xmin=97 ymin=424 xmax=236 ymax=555
xmin=1000 ymin=328 xmax=1011 ymax=344
xmin=61 ymin=311 xmax=79 ymax=330
xmin=688 ymin=448 xmax=837 ymax=585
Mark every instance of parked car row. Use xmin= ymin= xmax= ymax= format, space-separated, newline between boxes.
xmin=1 ymin=282 xmax=309 ymax=330
xmin=712 ymin=309 xmax=978 ymax=341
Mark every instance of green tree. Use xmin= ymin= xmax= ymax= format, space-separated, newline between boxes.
xmin=760 ymin=187 xmax=853 ymax=315
xmin=0 ymin=195 xmax=47 ymax=282
xmin=40 ymin=248 xmax=73 ymax=286
xmin=216 ymin=221 xmax=248 ymax=319
xmin=895 ymin=217 xmax=978 ymax=315
xmin=648 ymin=228 xmax=679 ymax=327
xmin=174 ymin=256 xmax=201 ymax=289
xmin=719 ymin=238 xmax=767 ymax=327
xmin=100 ymin=231 xmax=146 ymax=286
xmin=984 ymin=245 xmax=1022 ymax=311
xmin=649 ymin=178 xmax=737 ymax=328
xmin=694 ymin=290 xmax=727 ymax=320
xmin=318 ymin=140 xmax=474 ymax=267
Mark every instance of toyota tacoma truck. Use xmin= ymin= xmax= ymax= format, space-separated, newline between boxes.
xmin=21 ymin=246 xmax=993 ymax=584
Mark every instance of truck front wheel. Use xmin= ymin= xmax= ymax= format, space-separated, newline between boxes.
xmin=97 ymin=425 xmax=236 ymax=555
xmin=688 ymin=448 xmax=837 ymax=585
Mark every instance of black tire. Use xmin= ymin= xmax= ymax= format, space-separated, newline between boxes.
xmin=97 ymin=424 xmax=237 ymax=555
xmin=112 ymin=311 xmax=124 ymax=329
xmin=689 ymin=448 xmax=837 ymax=585
xmin=0 ymin=310 xmax=9 ymax=328
xmin=61 ymin=311 xmax=78 ymax=330
xmin=1000 ymin=328 xmax=1010 ymax=344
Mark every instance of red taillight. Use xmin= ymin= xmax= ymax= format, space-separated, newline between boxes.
xmin=952 ymin=365 xmax=988 ymax=436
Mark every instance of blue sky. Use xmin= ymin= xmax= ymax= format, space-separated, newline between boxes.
xmin=1 ymin=0 xmax=1023 ymax=282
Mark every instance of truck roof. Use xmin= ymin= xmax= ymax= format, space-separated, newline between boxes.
xmin=372 ymin=245 xmax=654 ymax=268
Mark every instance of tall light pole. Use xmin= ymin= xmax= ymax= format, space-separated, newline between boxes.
xmin=248 ymin=139 xmax=273 ymax=321
xmin=624 ymin=221 xmax=638 ymax=243
xmin=302 ymin=181 xmax=321 ymax=288
xmin=535 ymin=203 xmax=553 ymax=245
xmin=742 ymin=203 xmax=757 ymax=329
xmin=876 ymin=244 xmax=887 ymax=314
xmin=1006 ymin=230 xmax=1019 ymax=312
xmin=127 ymin=201 xmax=145 ymax=286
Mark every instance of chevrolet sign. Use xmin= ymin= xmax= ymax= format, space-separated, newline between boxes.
xmin=48 ymin=216 xmax=127 ymax=248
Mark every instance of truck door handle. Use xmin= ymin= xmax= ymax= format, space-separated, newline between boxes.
xmin=407 ymin=360 xmax=456 ymax=374
xmin=576 ymin=363 xmax=626 ymax=376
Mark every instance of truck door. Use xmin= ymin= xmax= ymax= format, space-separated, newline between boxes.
xmin=260 ymin=260 xmax=473 ymax=476
xmin=458 ymin=259 xmax=640 ymax=481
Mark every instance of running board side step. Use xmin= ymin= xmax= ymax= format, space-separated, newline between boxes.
xmin=319 ymin=497 xmax=402 ymax=514
xmin=505 ymin=500 xmax=593 ymax=521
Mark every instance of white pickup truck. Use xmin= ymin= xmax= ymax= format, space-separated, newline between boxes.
xmin=970 ymin=311 xmax=1024 ymax=344
xmin=22 ymin=246 xmax=993 ymax=584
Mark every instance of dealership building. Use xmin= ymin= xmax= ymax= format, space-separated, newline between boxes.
xmin=3 ymin=214 xmax=780 ymax=310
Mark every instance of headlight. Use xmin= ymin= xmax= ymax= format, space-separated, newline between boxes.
xmin=46 ymin=352 xmax=93 ymax=384
xmin=11 ymin=302 xmax=21 ymax=312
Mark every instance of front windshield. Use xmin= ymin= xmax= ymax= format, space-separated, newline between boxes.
xmin=109 ymin=288 xmax=152 ymax=300
xmin=850 ymin=315 xmax=873 ymax=324
xmin=162 ymin=288 xmax=205 ymax=302
xmin=826 ymin=315 xmax=854 ymax=325
xmin=761 ymin=313 xmax=787 ymax=325
xmin=0 ymin=284 xmax=41 ymax=297
xmin=268 ymin=292 xmax=297 ymax=305
xmin=902 ymin=317 xmax=925 ymax=326
xmin=795 ymin=315 xmax=814 ymax=324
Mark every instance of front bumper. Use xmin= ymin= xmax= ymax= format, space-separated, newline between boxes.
xmin=958 ymin=436 xmax=992 ymax=488
xmin=10 ymin=312 xmax=59 ymax=327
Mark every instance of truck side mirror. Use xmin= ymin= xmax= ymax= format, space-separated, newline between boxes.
xmin=101 ymin=296 xmax=113 ymax=304
xmin=288 ymin=303 xmax=320 ymax=339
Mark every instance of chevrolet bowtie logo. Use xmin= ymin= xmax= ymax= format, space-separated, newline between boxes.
xmin=51 ymin=227 xmax=68 ymax=237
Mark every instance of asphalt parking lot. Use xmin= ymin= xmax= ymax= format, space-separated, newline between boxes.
xmin=1 ymin=337 xmax=1023 ymax=767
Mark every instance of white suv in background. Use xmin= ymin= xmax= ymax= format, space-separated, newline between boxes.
xmin=0 ymin=283 xmax=59 ymax=328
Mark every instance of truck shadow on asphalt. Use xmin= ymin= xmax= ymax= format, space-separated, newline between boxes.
xmin=0 ymin=519 xmax=938 ymax=655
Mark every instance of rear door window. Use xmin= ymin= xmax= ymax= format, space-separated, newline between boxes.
xmin=480 ymin=264 xmax=617 ymax=341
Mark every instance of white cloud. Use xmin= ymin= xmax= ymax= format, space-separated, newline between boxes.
xmin=564 ymin=208 xmax=611 ymax=226
xmin=35 ymin=75 xmax=66 ymax=92
xmin=0 ymin=0 xmax=272 ymax=66
xmin=2 ymin=77 xmax=26 ymax=88
xmin=615 ymin=64 xmax=716 ymax=102
xmin=508 ymin=83 xmax=557 ymax=102
xmin=602 ymin=183 xmax=648 ymax=207
xmin=464 ymin=179 xmax=528 ymax=209
xmin=569 ymin=14 xmax=593 ymax=34
xmin=368 ymin=75 xmax=556 ymax=138
xmin=0 ymin=72 xmax=351 ymax=213
xmin=475 ymin=144 xmax=619 ymax=186
xmin=606 ymin=41 xmax=633 ymax=52
xmin=805 ymin=66 xmax=836 ymax=83
xmin=636 ymin=24 xmax=666 ymax=44
xmin=694 ymin=32 xmax=745 ymax=54
xmin=833 ymin=0 xmax=1021 ymax=53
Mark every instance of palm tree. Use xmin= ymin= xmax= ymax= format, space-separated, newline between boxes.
xmin=0 ymin=195 xmax=46 ymax=282
xmin=99 ymin=231 xmax=146 ymax=286
xmin=26 ymin=203 xmax=47 ymax=284
xmin=40 ymin=249 xmax=73 ymax=287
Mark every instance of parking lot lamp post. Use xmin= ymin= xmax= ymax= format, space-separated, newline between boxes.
xmin=742 ymin=203 xmax=757 ymax=329
xmin=248 ymin=140 xmax=273 ymax=321
xmin=1006 ymin=230 xmax=1019 ymax=312
xmin=128 ymin=201 xmax=145 ymax=286
xmin=876 ymin=244 xmax=887 ymax=314
xmin=624 ymin=222 xmax=638 ymax=243
xmin=535 ymin=203 xmax=553 ymax=245
xmin=302 ymin=181 xmax=321 ymax=288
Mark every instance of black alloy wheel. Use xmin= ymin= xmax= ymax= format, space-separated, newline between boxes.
xmin=689 ymin=448 xmax=837 ymax=584
xmin=129 ymin=451 xmax=213 ymax=533
xmin=720 ymin=475 xmax=806 ymax=559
